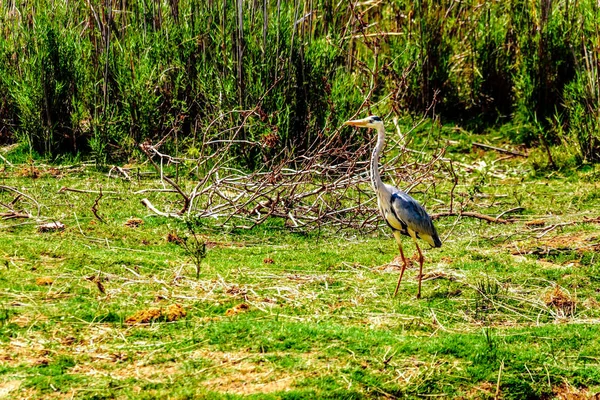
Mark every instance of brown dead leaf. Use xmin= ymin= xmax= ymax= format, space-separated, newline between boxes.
xmin=125 ymin=304 xmax=187 ymax=324
xmin=125 ymin=308 xmax=162 ymax=324
xmin=164 ymin=304 xmax=187 ymax=322
xmin=124 ymin=217 xmax=144 ymax=228
xmin=525 ymin=219 xmax=546 ymax=227
xmin=166 ymin=231 xmax=183 ymax=244
xmin=225 ymin=303 xmax=250 ymax=316
xmin=17 ymin=166 xmax=41 ymax=179
xmin=544 ymin=286 xmax=576 ymax=316
xmin=35 ymin=277 xmax=54 ymax=286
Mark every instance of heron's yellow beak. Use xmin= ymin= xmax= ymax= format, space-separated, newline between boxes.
xmin=344 ymin=118 xmax=370 ymax=127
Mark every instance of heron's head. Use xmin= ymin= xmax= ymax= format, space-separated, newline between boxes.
xmin=344 ymin=115 xmax=383 ymax=130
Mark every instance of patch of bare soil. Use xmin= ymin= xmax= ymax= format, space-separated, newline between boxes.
xmin=71 ymin=360 xmax=178 ymax=383
xmin=455 ymin=381 xmax=496 ymax=399
xmin=205 ymin=371 xmax=293 ymax=395
xmin=508 ymin=233 xmax=600 ymax=258
xmin=553 ymin=383 xmax=600 ymax=400
xmin=0 ymin=380 xmax=21 ymax=398
xmin=0 ymin=339 xmax=48 ymax=368
xmin=193 ymin=349 xmax=295 ymax=395
xmin=525 ymin=219 xmax=546 ymax=227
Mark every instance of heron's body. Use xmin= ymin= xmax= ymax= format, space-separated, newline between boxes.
xmin=345 ymin=115 xmax=441 ymax=298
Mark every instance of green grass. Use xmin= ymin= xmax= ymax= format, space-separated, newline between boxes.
xmin=1 ymin=137 xmax=600 ymax=399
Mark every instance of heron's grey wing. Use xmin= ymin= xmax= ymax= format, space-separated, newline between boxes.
xmin=390 ymin=191 xmax=439 ymax=242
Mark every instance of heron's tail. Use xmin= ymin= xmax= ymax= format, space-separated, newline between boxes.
xmin=432 ymin=234 xmax=442 ymax=248
xmin=421 ymin=232 xmax=442 ymax=248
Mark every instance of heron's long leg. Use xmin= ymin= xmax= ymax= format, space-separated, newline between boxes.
xmin=414 ymin=240 xmax=424 ymax=299
xmin=393 ymin=237 xmax=409 ymax=297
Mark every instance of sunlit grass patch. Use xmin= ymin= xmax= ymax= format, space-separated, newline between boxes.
xmin=0 ymin=150 xmax=600 ymax=398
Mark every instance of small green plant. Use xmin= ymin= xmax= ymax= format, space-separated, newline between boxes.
xmin=176 ymin=217 xmax=207 ymax=279
xmin=475 ymin=276 xmax=500 ymax=298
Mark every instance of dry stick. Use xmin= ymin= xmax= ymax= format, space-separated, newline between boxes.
xmin=495 ymin=207 xmax=525 ymax=220
xmin=0 ymin=153 xmax=13 ymax=167
xmin=59 ymin=187 xmax=118 ymax=194
xmin=140 ymin=198 xmax=181 ymax=218
xmin=472 ymin=142 xmax=527 ymax=157
xmin=495 ymin=360 xmax=505 ymax=400
xmin=91 ymin=187 xmax=105 ymax=223
xmin=0 ymin=185 xmax=40 ymax=217
xmin=140 ymin=144 xmax=190 ymax=214
xmin=108 ymin=166 xmax=131 ymax=180
xmin=431 ymin=211 xmax=511 ymax=224
xmin=0 ymin=212 xmax=30 ymax=220
xmin=133 ymin=188 xmax=178 ymax=195
xmin=447 ymin=160 xmax=458 ymax=214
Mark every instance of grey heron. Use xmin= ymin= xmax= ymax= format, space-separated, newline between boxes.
xmin=345 ymin=116 xmax=442 ymax=298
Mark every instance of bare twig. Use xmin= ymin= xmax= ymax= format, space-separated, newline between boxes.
xmin=58 ymin=187 xmax=118 ymax=194
xmin=495 ymin=207 xmax=524 ymax=220
xmin=0 ymin=185 xmax=40 ymax=217
xmin=472 ymin=142 xmax=527 ymax=157
xmin=0 ymin=211 xmax=30 ymax=220
xmin=431 ymin=211 xmax=511 ymax=224
xmin=140 ymin=143 xmax=190 ymax=215
xmin=91 ymin=187 xmax=105 ymax=223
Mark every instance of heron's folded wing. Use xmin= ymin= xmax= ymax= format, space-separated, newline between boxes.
xmin=390 ymin=191 xmax=437 ymax=238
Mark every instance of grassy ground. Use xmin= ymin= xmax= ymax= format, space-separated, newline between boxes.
xmin=1 ymin=138 xmax=600 ymax=399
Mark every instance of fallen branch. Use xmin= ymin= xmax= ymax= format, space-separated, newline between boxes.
xmin=59 ymin=187 xmax=118 ymax=194
xmin=0 ymin=185 xmax=40 ymax=217
xmin=140 ymin=144 xmax=190 ymax=215
xmin=472 ymin=142 xmax=527 ymax=157
xmin=431 ymin=211 xmax=511 ymax=224
xmin=108 ymin=166 xmax=131 ymax=180
xmin=140 ymin=198 xmax=181 ymax=218
xmin=0 ymin=211 xmax=30 ymax=220
xmin=0 ymin=152 xmax=13 ymax=167
xmin=495 ymin=207 xmax=525 ymax=220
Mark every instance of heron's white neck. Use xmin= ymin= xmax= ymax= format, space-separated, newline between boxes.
xmin=370 ymin=124 xmax=385 ymax=192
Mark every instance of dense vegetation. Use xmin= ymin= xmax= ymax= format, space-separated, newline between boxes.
xmin=0 ymin=0 xmax=599 ymax=165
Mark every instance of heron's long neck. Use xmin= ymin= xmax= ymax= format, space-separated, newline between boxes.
xmin=370 ymin=125 xmax=385 ymax=192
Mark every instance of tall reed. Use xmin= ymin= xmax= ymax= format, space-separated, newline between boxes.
xmin=0 ymin=0 xmax=598 ymax=166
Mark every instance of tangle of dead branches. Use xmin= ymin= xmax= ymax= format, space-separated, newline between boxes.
xmin=0 ymin=185 xmax=40 ymax=220
xmin=138 ymin=116 xmax=448 ymax=233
